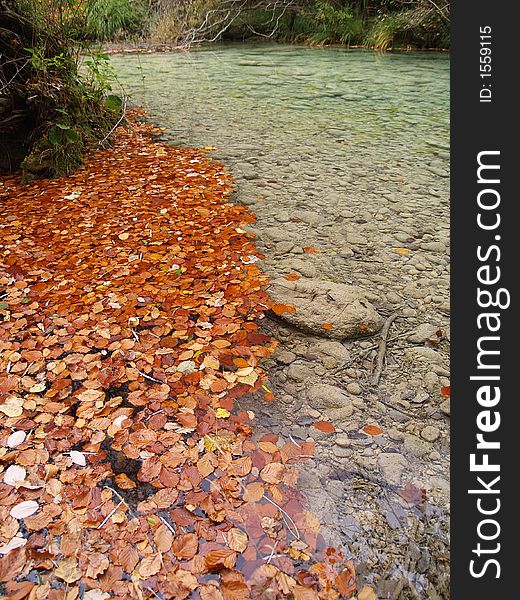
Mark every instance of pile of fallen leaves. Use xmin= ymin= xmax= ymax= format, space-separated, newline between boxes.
xmin=0 ymin=115 xmax=360 ymax=599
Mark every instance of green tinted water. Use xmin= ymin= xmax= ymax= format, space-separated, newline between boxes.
xmin=110 ymin=44 xmax=449 ymax=165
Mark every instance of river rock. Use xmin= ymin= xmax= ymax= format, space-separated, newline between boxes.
xmin=421 ymin=425 xmax=441 ymax=442
xmin=404 ymin=433 xmax=432 ymax=457
xmin=307 ymin=383 xmax=352 ymax=410
xmin=311 ymin=340 xmax=350 ymax=364
xmin=268 ymin=278 xmax=383 ymax=339
xmin=378 ymin=453 xmax=408 ymax=485
xmin=276 ymin=350 xmax=296 ymax=365
xmin=407 ymin=323 xmax=440 ymax=344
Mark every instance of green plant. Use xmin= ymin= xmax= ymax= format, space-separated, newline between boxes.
xmin=365 ymin=12 xmax=407 ymax=50
xmin=1 ymin=0 xmax=124 ymax=179
xmin=85 ymin=0 xmax=147 ymax=40
xmin=311 ymin=2 xmax=364 ymax=45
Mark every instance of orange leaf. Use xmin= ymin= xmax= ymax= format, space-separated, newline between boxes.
xmin=321 ymin=323 xmax=334 ymax=330
xmin=271 ymin=303 xmax=297 ymax=316
xmin=283 ymin=273 xmax=300 ymax=281
xmin=362 ymin=425 xmax=383 ymax=436
xmin=303 ymin=246 xmax=320 ymax=253
xmin=313 ymin=421 xmax=336 ymax=433
xmin=205 ymin=548 xmax=237 ymax=572
xmin=260 ymin=462 xmax=285 ymax=484
xmin=172 ymin=533 xmax=198 ymax=560
xmin=441 ymin=385 xmax=450 ymax=398
xmin=114 ymin=473 xmax=136 ymax=489
xmin=335 ymin=562 xmax=356 ymax=597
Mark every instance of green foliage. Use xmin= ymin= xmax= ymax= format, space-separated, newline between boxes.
xmin=311 ymin=2 xmax=364 ymax=45
xmin=364 ymin=12 xmax=407 ymax=50
xmin=2 ymin=0 xmax=124 ymax=179
xmin=85 ymin=0 xmax=148 ymax=40
xmin=221 ymin=1 xmax=448 ymax=49
xmin=364 ymin=2 xmax=450 ymax=50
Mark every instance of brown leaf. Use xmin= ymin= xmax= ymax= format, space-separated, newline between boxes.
xmin=55 ymin=556 xmax=82 ymax=584
xmin=362 ymin=425 xmax=383 ymax=436
xmin=0 ymin=547 xmax=26 ymax=582
xmin=118 ymin=543 xmax=139 ymax=573
xmin=358 ymin=585 xmax=377 ymax=600
xmin=226 ymin=528 xmax=248 ymax=553
xmin=396 ymin=483 xmax=426 ymax=505
xmin=271 ymin=303 xmax=297 ymax=316
xmin=260 ymin=462 xmax=285 ymax=484
xmin=154 ymin=523 xmax=174 ymax=553
xmin=137 ymin=553 xmax=162 ymax=578
xmin=172 ymin=533 xmax=198 ymax=560
xmin=205 ymin=548 xmax=237 ymax=572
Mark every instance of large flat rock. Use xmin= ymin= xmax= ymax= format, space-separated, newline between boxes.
xmin=269 ymin=278 xmax=383 ymax=339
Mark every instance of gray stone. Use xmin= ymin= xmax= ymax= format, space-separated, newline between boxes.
xmin=275 ymin=241 xmax=295 ymax=254
xmin=404 ymin=433 xmax=433 ymax=457
xmin=281 ymin=259 xmax=317 ymax=279
xmin=411 ymin=390 xmax=430 ymax=404
xmin=404 ymin=347 xmax=445 ymax=366
xmin=421 ymin=425 xmax=441 ymax=442
xmin=335 ymin=436 xmax=351 ymax=448
xmin=306 ymin=384 xmax=352 ymax=409
xmin=268 ymin=278 xmax=383 ymax=339
xmin=440 ymin=399 xmax=450 ymax=416
xmin=327 ymin=405 xmax=355 ymax=423
xmin=276 ymin=350 xmax=296 ymax=365
xmin=286 ymin=362 xmax=312 ymax=382
xmin=346 ymin=382 xmax=362 ymax=395
xmin=407 ymin=324 xmax=440 ymax=344
xmin=312 ymin=340 xmax=351 ymax=363
xmin=378 ymin=453 xmax=408 ymax=485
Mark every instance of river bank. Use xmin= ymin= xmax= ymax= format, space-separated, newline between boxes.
xmin=110 ymin=44 xmax=451 ymax=599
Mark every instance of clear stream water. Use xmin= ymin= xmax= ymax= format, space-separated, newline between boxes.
xmin=110 ymin=44 xmax=451 ymax=598
xmin=110 ymin=43 xmax=449 ymax=164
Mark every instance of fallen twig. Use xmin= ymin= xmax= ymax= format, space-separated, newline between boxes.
xmin=263 ymin=494 xmax=300 ymax=540
xmin=371 ymin=312 xmax=400 ymax=386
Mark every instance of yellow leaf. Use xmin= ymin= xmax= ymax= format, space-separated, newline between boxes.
xmin=227 ymin=528 xmax=248 ymax=553
xmin=215 ymin=408 xmax=230 ymax=419
xmin=394 ymin=247 xmax=411 ymax=255
xmin=237 ymin=371 xmax=258 ymax=386
xmin=55 ymin=556 xmax=81 ymax=583
xmin=203 ymin=434 xmax=230 ymax=453
xmin=0 ymin=397 xmax=24 ymax=417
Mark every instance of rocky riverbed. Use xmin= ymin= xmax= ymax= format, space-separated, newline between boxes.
xmin=111 ymin=44 xmax=450 ymax=598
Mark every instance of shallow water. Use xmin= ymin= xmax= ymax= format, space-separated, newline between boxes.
xmin=111 ymin=43 xmax=448 ymax=166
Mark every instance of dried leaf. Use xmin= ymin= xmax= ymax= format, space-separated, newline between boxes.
xmin=271 ymin=303 xmax=297 ymax=316
xmin=10 ymin=500 xmax=39 ymax=519
xmin=55 ymin=556 xmax=81 ymax=583
xmin=69 ymin=450 xmax=87 ymax=466
xmin=137 ymin=553 xmax=162 ymax=578
xmin=0 ymin=537 xmax=27 ymax=555
xmin=172 ymin=533 xmax=198 ymax=560
xmin=154 ymin=523 xmax=174 ymax=553
xmin=3 ymin=465 xmax=26 ymax=486
xmin=7 ymin=431 xmax=26 ymax=448
xmin=313 ymin=421 xmax=336 ymax=433
xmin=358 ymin=585 xmax=377 ymax=600
xmin=260 ymin=462 xmax=285 ymax=484
xmin=0 ymin=397 xmax=23 ymax=418
xmin=227 ymin=528 xmax=248 ymax=553
xmin=362 ymin=425 xmax=383 ymax=436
